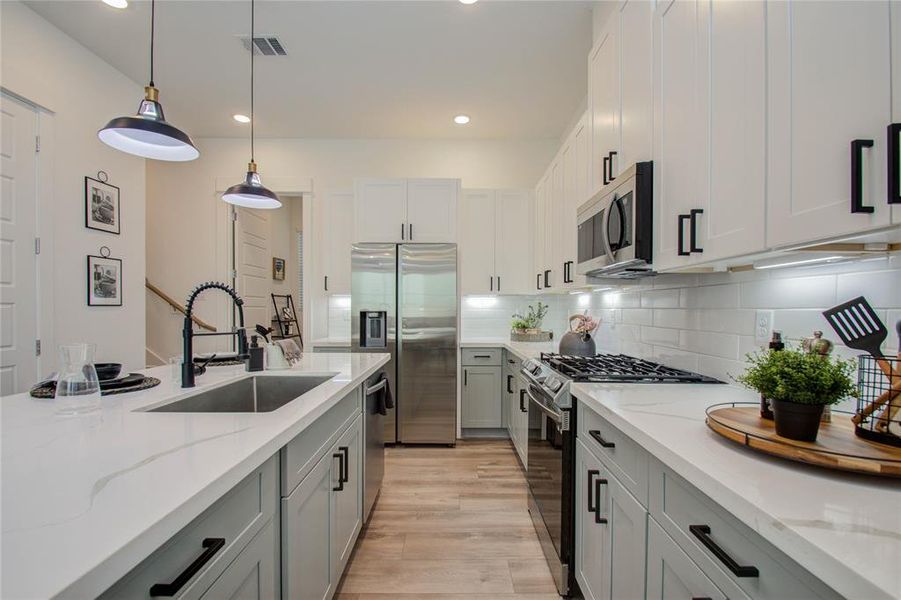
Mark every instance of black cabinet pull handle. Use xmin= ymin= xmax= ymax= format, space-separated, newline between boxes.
xmin=588 ymin=429 xmax=615 ymax=448
xmin=507 ymin=374 xmax=513 ymax=394
xmin=339 ymin=446 xmax=349 ymax=484
xmin=473 ymin=354 xmax=491 ymax=359
xmin=587 ymin=469 xmax=600 ymax=513
xmin=692 ymin=597 xmax=713 ymax=600
xmin=401 ymin=223 xmax=405 ymax=240
xmin=888 ymin=123 xmax=900 ymax=204
xmin=850 ymin=139 xmax=875 ymax=213
xmin=519 ymin=389 xmax=527 ymax=412
xmin=149 ymin=538 xmax=226 ymax=597
xmin=409 ymin=223 xmax=413 ymax=240
xmin=689 ymin=209 xmax=704 ymax=253
xmin=332 ymin=452 xmax=345 ymax=491
xmin=602 ymin=155 xmax=610 ymax=186
xmin=490 ymin=276 xmax=494 ymax=291
xmin=324 ymin=275 xmax=328 ymax=291
xmin=543 ymin=269 xmax=551 ymax=288
xmin=563 ymin=261 xmax=569 ymax=283
xmin=536 ymin=273 xmax=542 ymax=290
xmin=496 ymin=276 xmax=500 ymax=292
xmin=689 ymin=524 xmax=759 ymax=578
xmin=464 ymin=369 xmax=468 ymax=386
xmin=593 ymin=476 xmax=608 ymax=524
xmin=678 ymin=214 xmax=690 ymax=256
xmin=607 ymin=151 xmax=618 ymax=182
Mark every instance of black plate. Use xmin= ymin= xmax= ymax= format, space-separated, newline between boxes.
xmin=100 ymin=373 xmax=145 ymax=390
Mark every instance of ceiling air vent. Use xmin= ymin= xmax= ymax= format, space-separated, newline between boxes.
xmin=240 ymin=35 xmax=287 ymax=56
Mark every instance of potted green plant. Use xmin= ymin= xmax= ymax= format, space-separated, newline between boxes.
xmin=736 ymin=347 xmax=857 ymax=442
xmin=512 ymin=302 xmax=549 ymax=334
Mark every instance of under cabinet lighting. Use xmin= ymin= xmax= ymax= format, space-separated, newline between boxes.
xmin=454 ymin=114 xmax=471 ymax=125
xmin=577 ymin=294 xmax=591 ymax=308
xmin=465 ymin=296 xmax=497 ymax=309
xmin=460 ymin=0 xmax=478 ymax=4
xmin=752 ymin=254 xmax=848 ymax=270
xmin=233 ymin=114 xmax=251 ymax=123
xmin=102 ymin=0 xmax=128 ymax=8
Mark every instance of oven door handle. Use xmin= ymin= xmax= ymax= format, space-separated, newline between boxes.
xmin=526 ymin=387 xmax=565 ymax=431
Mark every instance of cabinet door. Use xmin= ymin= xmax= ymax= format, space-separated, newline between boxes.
xmin=200 ymin=519 xmax=277 ymax=600
xmin=513 ymin=380 xmax=528 ymax=468
xmin=533 ymin=176 xmax=547 ymax=292
xmin=647 ymin=518 xmax=727 ymax=600
xmin=406 ymin=178 xmax=458 ymax=243
xmin=461 ymin=366 xmax=502 ymax=428
xmin=619 ymin=0 xmax=653 ymax=170
xmin=609 ymin=473 xmax=647 ymax=600
xmin=588 ymin=20 xmax=620 ymax=195
xmin=495 ymin=190 xmax=534 ymax=294
xmin=894 ymin=3 xmax=901 ymax=224
xmin=546 ymin=159 xmax=564 ymax=291
xmin=561 ymin=117 xmax=588 ymax=289
xmin=653 ymin=0 xmax=709 ymax=271
xmin=333 ymin=415 xmax=363 ymax=577
xmin=459 ymin=190 xmax=497 ymax=295
xmin=323 ymin=191 xmax=354 ymax=294
xmin=767 ymin=1 xmax=892 ymax=247
xmin=575 ymin=440 xmax=611 ymax=600
xmin=354 ymin=178 xmax=406 ymax=243
xmin=281 ymin=451 xmax=335 ymax=600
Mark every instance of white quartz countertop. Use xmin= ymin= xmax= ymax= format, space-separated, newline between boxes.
xmin=1 ymin=352 xmax=389 ymax=599
xmin=310 ymin=336 xmax=352 ymax=348
xmin=571 ymin=383 xmax=901 ymax=600
xmin=459 ymin=339 xmax=558 ymax=362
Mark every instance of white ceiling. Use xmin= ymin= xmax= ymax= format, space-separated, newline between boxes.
xmin=26 ymin=0 xmax=594 ymax=140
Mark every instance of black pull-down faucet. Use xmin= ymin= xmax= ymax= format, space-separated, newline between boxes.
xmin=181 ymin=282 xmax=249 ymax=388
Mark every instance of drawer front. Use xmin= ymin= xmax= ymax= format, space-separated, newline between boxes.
xmin=281 ymin=387 xmax=361 ymax=497
xmin=199 ymin=517 xmax=278 ymax=600
xmin=101 ymin=456 xmax=277 ymax=600
xmin=504 ymin=350 xmax=522 ymax=372
xmin=577 ymin=398 xmax=649 ymax=506
xmin=647 ymin=517 xmax=730 ymax=600
xmin=649 ymin=460 xmax=842 ymax=600
xmin=461 ymin=348 xmax=502 ymax=366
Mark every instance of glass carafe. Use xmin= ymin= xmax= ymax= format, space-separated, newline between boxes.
xmin=55 ymin=343 xmax=102 ymax=415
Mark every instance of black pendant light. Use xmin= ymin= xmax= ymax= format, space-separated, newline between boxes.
xmin=222 ymin=0 xmax=281 ymax=209
xmin=98 ymin=0 xmax=199 ymax=161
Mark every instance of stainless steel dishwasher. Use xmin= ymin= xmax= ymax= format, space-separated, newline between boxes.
xmin=362 ymin=370 xmax=387 ymax=522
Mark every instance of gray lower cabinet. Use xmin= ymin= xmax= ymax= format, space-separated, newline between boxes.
xmin=647 ymin=517 xmax=727 ymax=600
xmin=200 ymin=519 xmax=278 ymax=600
xmin=461 ymin=365 xmax=502 ymax=428
xmin=282 ymin=413 xmax=363 ymax=600
xmin=511 ymin=375 xmax=529 ymax=467
xmin=575 ymin=438 xmax=647 ymax=600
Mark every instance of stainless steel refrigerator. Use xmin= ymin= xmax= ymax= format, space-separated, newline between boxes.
xmin=351 ymin=243 xmax=458 ymax=444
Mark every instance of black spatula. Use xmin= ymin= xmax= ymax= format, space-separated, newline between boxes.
xmin=823 ymin=296 xmax=892 ymax=377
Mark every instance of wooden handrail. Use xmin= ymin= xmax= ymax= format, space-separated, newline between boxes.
xmin=145 ymin=279 xmax=217 ymax=332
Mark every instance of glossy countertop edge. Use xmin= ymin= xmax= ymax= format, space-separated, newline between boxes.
xmin=0 ymin=352 xmax=390 ymax=600
xmin=570 ymin=383 xmax=900 ymax=600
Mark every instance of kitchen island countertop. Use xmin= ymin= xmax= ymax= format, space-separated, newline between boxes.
xmin=1 ymin=352 xmax=389 ymax=599
xmin=572 ymin=382 xmax=901 ymax=600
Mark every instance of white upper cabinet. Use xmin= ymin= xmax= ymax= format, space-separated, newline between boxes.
xmin=353 ymin=178 xmax=458 ymax=243
xmin=618 ymin=0 xmax=654 ymax=172
xmin=547 ymin=159 xmax=565 ymax=291
xmin=534 ymin=176 xmax=547 ymax=293
xmin=894 ymin=3 xmax=901 ymax=224
xmin=354 ymin=178 xmax=407 ymax=243
xmin=406 ymin=178 xmax=459 ymax=243
xmin=320 ymin=191 xmax=354 ymax=294
xmin=653 ymin=0 xmax=766 ymax=271
xmin=459 ymin=189 xmax=533 ymax=295
xmin=459 ymin=190 xmax=497 ymax=295
xmin=767 ymin=1 xmax=893 ymax=247
xmin=588 ymin=19 xmax=621 ymax=196
xmin=561 ymin=114 xmax=589 ymax=289
xmin=495 ymin=190 xmax=534 ymax=295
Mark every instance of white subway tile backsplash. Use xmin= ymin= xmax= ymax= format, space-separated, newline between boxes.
xmin=641 ymin=288 xmax=681 ymax=308
xmin=680 ymin=284 xmax=740 ymax=309
xmin=621 ymin=308 xmax=653 ymax=326
xmin=740 ymin=275 xmax=836 ymax=309
xmin=697 ymin=355 xmax=748 ymax=384
xmin=679 ymin=330 xmax=740 ymax=360
xmin=642 ymin=326 xmax=680 ymax=347
xmin=836 ymin=269 xmax=901 ymax=308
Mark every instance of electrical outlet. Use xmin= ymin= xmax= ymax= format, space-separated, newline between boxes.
xmin=755 ymin=310 xmax=774 ymax=345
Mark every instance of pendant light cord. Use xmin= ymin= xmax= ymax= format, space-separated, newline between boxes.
xmin=250 ymin=0 xmax=255 ymax=162
xmin=149 ymin=0 xmax=155 ymax=87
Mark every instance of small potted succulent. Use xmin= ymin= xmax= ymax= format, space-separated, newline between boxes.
xmin=511 ymin=302 xmax=552 ymax=342
xmin=736 ymin=347 xmax=857 ymax=442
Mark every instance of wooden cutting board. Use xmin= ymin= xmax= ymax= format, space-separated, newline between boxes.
xmin=706 ymin=404 xmax=901 ymax=478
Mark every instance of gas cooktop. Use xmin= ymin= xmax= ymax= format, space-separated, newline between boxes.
xmin=540 ymin=353 xmax=722 ymax=384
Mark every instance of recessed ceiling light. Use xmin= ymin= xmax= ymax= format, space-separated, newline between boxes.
xmin=233 ymin=114 xmax=251 ymax=123
xmin=459 ymin=0 xmax=478 ymax=4
xmin=454 ymin=114 xmax=470 ymax=125
xmin=102 ymin=0 xmax=128 ymax=8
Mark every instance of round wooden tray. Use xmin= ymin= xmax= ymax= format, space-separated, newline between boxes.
xmin=706 ymin=403 xmax=901 ymax=478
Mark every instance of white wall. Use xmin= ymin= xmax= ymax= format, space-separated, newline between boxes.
xmin=0 ymin=1 xmax=146 ymax=373
xmin=146 ymin=137 xmax=557 ymax=352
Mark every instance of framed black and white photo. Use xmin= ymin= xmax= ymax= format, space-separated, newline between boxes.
xmin=85 ymin=176 xmax=120 ymax=234
xmin=272 ymin=257 xmax=286 ymax=281
xmin=87 ymin=254 xmax=123 ymax=306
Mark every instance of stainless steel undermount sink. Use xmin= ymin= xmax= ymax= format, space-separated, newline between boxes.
xmin=147 ymin=375 xmax=336 ymax=413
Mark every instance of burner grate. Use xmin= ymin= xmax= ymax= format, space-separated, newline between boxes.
xmin=540 ymin=353 xmax=721 ymax=384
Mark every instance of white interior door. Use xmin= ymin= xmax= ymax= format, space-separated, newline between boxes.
xmin=0 ymin=94 xmax=38 ymax=395
xmin=235 ymin=207 xmax=271 ymax=337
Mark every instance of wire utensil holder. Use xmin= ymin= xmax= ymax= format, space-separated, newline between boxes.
xmin=855 ymin=356 xmax=901 ymax=447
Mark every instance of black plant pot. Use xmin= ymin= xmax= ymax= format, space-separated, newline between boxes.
xmin=771 ymin=399 xmax=825 ymax=442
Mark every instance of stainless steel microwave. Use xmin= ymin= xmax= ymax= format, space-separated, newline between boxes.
xmin=576 ymin=161 xmax=653 ymax=279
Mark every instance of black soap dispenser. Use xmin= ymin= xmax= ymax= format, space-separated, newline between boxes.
xmin=247 ymin=335 xmax=265 ymax=372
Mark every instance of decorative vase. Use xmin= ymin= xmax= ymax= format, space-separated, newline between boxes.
xmin=559 ymin=332 xmax=596 ymax=357
xmin=771 ymin=399 xmax=825 ymax=442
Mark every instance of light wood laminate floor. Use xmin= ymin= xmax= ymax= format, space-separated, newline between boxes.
xmin=336 ymin=440 xmax=561 ymax=600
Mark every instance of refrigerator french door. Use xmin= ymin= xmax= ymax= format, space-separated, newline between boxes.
xmin=352 ymin=243 xmax=458 ymax=444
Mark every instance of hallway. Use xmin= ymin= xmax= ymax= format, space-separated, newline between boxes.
xmin=335 ymin=440 xmax=561 ymax=599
